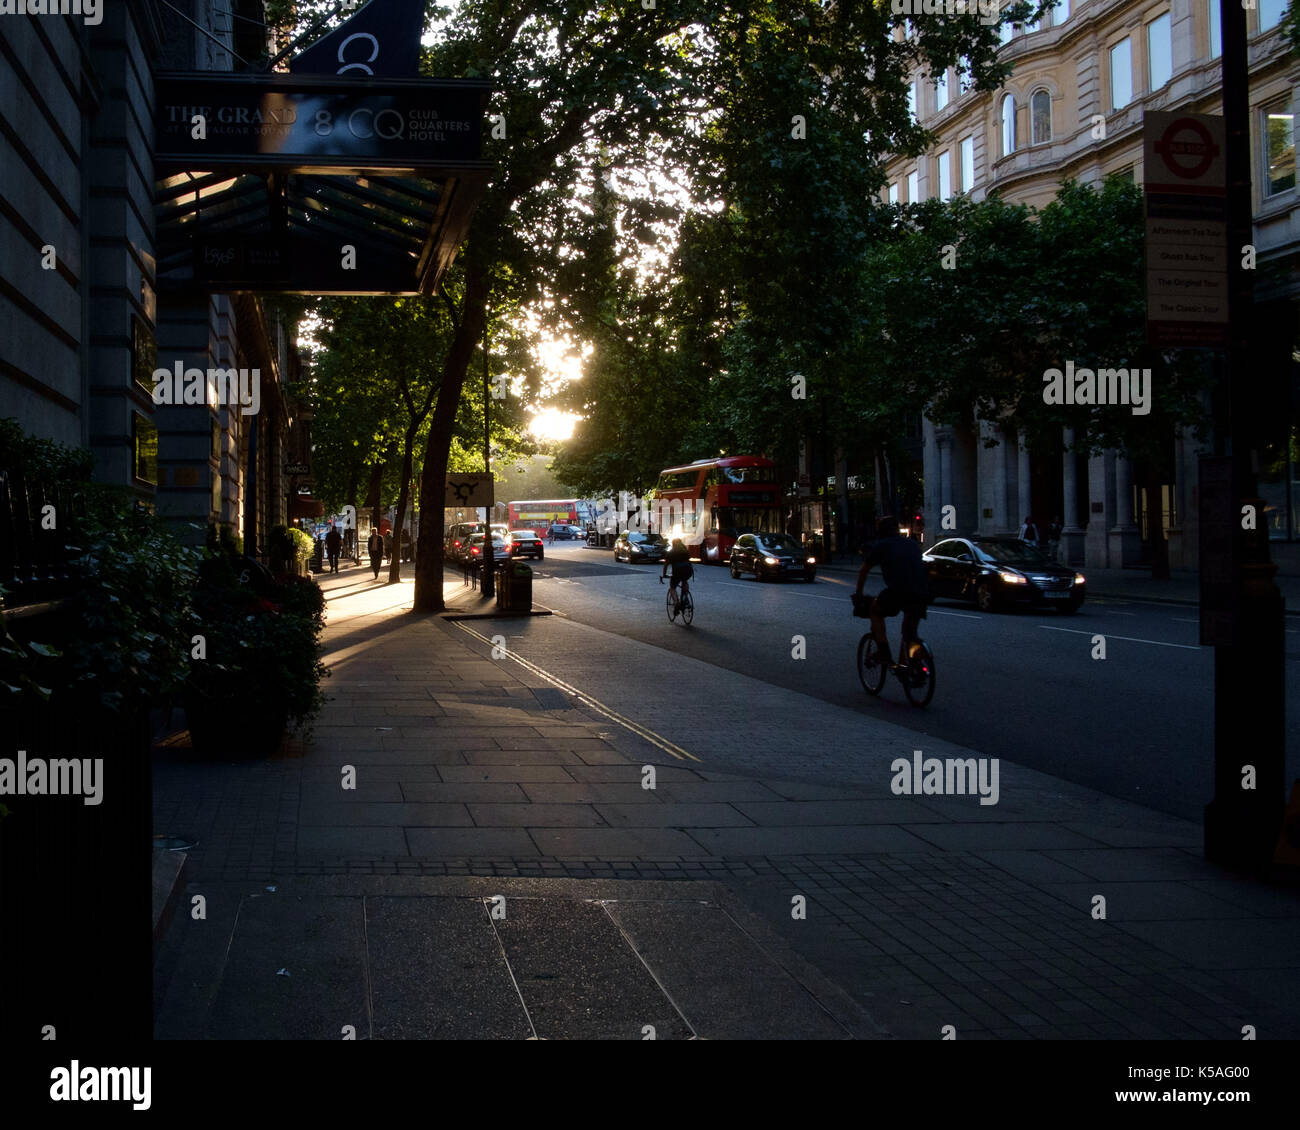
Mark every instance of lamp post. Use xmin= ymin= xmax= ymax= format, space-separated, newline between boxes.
xmin=1203 ymin=0 xmax=1286 ymax=868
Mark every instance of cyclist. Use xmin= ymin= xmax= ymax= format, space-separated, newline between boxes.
xmin=660 ymin=538 xmax=694 ymax=613
xmin=853 ymin=515 xmax=930 ymax=669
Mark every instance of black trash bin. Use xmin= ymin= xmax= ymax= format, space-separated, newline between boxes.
xmin=508 ymin=561 xmax=532 ymax=611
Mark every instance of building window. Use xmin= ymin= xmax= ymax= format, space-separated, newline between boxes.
xmin=1209 ymin=0 xmax=1221 ymax=58
xmin=1108 ymin=165 xmax=1136 ymax=183
xmin=960 ymin=135 xmax=975 ymax=191
xmin=133 ymin=414 xmax=158 ymax=485
xmin=1110 ymin=38 xmax=1133 ymax=111
xmin=937 ymin=151 xmax=952 ymax=200
xmin=1263 ymin=96 xmax=1295 ymax=196
xmin=131 ymin=315 xmax=157 ymax=395
xmin=1053 ymin=0 xmax=1070 ymax=25
xmin=1259 ymin=0 xmax=1285 ymax=31
xmin=1001 ymin=94 xmax=1017 ymax=156
xmin=908 ymin=79 xmax=918 ymax=123
xmin=999 ymin=6 xmax=1014 ymax=45
xmin=935 ymin=69 xmax=949 ymax=113
xmin=908 ymin=169 xmax=920 ymax=202
xmin=888 ymin=182 xmax=899 ymax=204
xmin=959 ymin=56 xmax=973 ymax=95
xmin=1031 ymin=90 xmax=1052 ymax=145
xmin=1148 ymin=13 xmax=1172 ymax=91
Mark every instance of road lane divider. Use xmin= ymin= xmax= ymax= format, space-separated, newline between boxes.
xmin=450 ymin=622 xmax=703 ymax=762
xmin=1039 ymin=625 xmax=1202 ymax=650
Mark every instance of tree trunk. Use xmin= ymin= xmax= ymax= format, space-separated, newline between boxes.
xmin=413 ymin=263 xmax=491 ymax=613
xmin=388 ymin=422 xmax=419 ymax=584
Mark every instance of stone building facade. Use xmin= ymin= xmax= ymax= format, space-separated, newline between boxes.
xmin=883 ymin=0 xmax=1300 ymax=573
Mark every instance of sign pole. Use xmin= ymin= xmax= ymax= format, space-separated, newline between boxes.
xmin=481 ymin=303 xmax=495 ymax=599
xmin=1203 ymin=0 xmax=1286 ymax=869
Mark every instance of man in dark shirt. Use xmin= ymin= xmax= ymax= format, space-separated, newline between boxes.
xmin=853 ymin=515 xmax=930 ymax=666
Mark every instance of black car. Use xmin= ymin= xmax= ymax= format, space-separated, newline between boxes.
xmin=613 ymin=531 xmax=667 ymax=563
xmin=729 ymin=532 xmax=817 ymax=582
xmin=924 ymin=537 xmax=1085 ymax=613
xmin=506 ymin=529 xmax=544 ymax=559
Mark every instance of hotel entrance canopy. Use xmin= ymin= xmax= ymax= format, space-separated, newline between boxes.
xmin=153 ymin=72 xmax=491 ymax=295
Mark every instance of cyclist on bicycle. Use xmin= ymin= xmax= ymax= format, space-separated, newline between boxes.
xmin=660 ymin=538 xmax=694 ymax=611
xmin=853 ymin=515 xmax=930 ymax=669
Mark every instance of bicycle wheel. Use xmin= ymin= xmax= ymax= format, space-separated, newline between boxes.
xmin=666 ymin=588 xmax=678 ymax=622
xmin=902 ymin=640 xmax=936 ymax=707
xmin=857 ymin=634 xmax=886 ymax=696
xmin=679 ymin=591 xmax=694 ymax=626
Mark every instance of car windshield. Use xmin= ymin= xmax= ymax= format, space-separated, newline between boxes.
xmin=757 ymin=534 xmax=801 ymax=553
xmin=629 ymin=533 xmax=666 ymax=545
xmin=973 ymin=539 xmax=1050 ymax=565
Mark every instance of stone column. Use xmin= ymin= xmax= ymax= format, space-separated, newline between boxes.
xmin=1059 ymin=427 xmax=1084 ymax=565
xmin=937 ymin=428 xmax=954 ymax=529
xmin=1017 ymin=430 xmax=1032 ymax=533
xmin=1109 ymin=451 xmax=1141 ymax=568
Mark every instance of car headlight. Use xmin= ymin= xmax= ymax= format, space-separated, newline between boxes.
xmin=764 ymin=556 xmax=779 ymax=565
xmin=997 ymin=569 xmax=1026 ymax=584
xmin=631 ymin=544 xmax=642 ymax=554
xmin=1073 ymin=573 xmax=1086 ymax=585
xmin=806 ymin=556 xmax=816 ymax=565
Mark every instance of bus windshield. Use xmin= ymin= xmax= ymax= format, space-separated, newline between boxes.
xmin=723 ymin=466 xmax=775 ymax=484
xmin=715 ymin=507 xmax=783 ymax=537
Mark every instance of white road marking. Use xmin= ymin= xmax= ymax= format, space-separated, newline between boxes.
xmin=1103 ymin=610 xmax=1137 ymax=617
xmin=1172 ymin=618 xmax=1199 ymax=623
xmin=1039 ymin=626 xmax=1202 ymax=650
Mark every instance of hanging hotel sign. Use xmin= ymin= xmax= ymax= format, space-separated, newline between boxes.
xmin=154 ymin=73 xmax=487 ymax=170
xmin=1143 ymin=111 xmax=1229 ymax=348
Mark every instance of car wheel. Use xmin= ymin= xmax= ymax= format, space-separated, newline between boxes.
xmin=976 ymin=581 xmax=996 ymax=613
xmin=805 ymin=572 xmax=815 ymax=583
xmin=537 ymin=550 xmax=544 ymax=560
xmin=730 ymin=562 xmax=741 ymax=579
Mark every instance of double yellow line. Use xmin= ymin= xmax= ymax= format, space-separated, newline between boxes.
xmin=451 ymin=622 xmax=702 ymax=763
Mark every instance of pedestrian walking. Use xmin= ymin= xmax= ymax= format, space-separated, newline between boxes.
xmin=1048 ymin=514 xmax=1063 ymax=557
xmin=325 ymin=524 xmax=342 ymax=573
xmin=1019 ymin=515 xmax=1040 ymax=548
xmin=368 ymin=528 xmax=384 ymax=579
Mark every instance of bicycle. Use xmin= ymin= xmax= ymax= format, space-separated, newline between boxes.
xmin=852 ymin=594 xmax=935 ymax=707
xmin=661 ymin=576 xmax=694 ymax=626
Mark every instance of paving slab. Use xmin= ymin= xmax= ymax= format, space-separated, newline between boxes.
xmin=365 ymin=896 xmax=531 ymax=1039
xmin=206 ymin=893 xmax=369 ymax=1040
xmin=491 ymin=898 xmax=692 ymax=1039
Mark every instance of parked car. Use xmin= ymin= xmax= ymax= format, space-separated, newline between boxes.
xmin=729 ymin=532 xmax=817 ymax=582
xmin=613 ymin=531 xmax=667 ymax=563
xmin=445 ymin=522 xmax=482 ymax=562
xmin=506 ymin=529 xmax=544 ymax=560
xmin=466 ymin=533 xmax=511 ymax=565
xmin=923 ymin=536 xmax=1085 ymax=613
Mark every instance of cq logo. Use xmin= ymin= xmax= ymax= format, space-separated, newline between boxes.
xmin=337 ymin=32 xmax=379 ymax=75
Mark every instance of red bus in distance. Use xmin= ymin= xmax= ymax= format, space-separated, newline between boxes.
xmin=506 ymin=499 xmax=580 ymax=534
xmin=650 ymin=455 xmax=781 ymax=563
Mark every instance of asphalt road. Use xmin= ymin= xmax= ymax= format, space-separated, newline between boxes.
xmin=482 ymin=540 xmax=1299 ymax=822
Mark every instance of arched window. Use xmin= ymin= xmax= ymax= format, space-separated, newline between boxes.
xmin=1001 ymin=94 xmax=1017 ymax=156
xmin=1031 ymin=90 xmax=1052 ymax=145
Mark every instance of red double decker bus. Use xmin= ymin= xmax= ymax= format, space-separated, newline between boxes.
xmin=651 ymin=455 xmax=782 ymax=563
xmin=506 ymin=499 xmax=580 ymax=534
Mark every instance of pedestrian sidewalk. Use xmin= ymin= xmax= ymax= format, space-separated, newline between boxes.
xmin=152 ymin=559 xmax=1300 ymax=1040
xmin=816 ymin=555 xmax=1300 ymax=611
